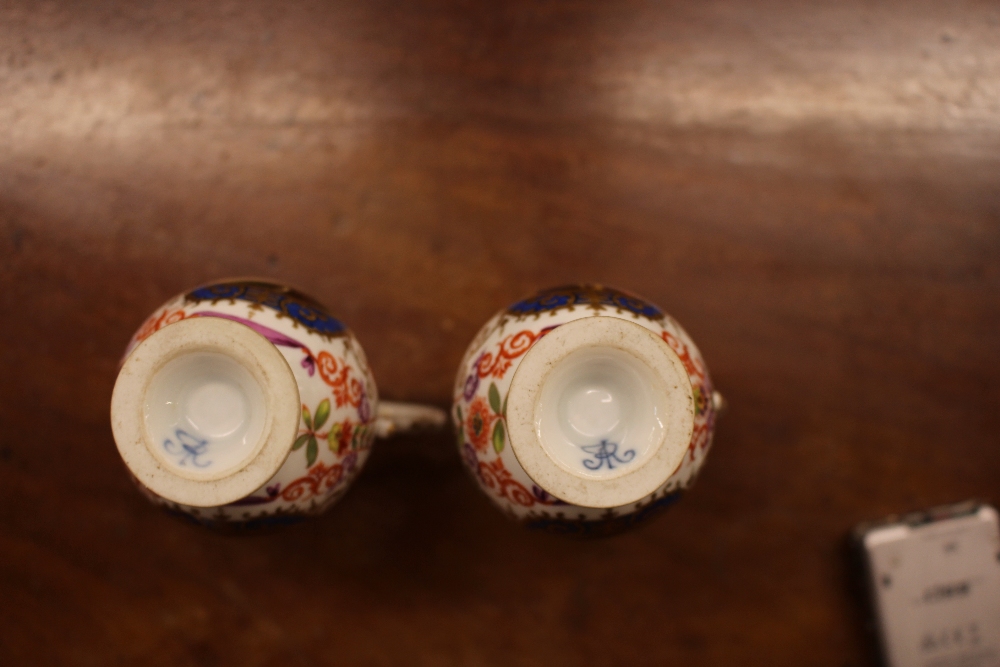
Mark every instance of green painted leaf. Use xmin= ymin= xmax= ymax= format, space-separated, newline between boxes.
xmin=306 ymin=436 xmax=318 ymax=467
xmin=455 ymin=405 xmax=463 ymax=425
xmin=292 ymin=434 xmax=310 ymax=451
xmin=488 ymin=383 xmax=501 ymax=414
xmin=492 ymin=420 xmax=505 ymax=454
xmin=301 ymin=405 xmax=312 ymax=430
xmin=502 ymin=393 xmax=508 ymax=419
xmin=314 ymin=398 xmax=331 ymax=430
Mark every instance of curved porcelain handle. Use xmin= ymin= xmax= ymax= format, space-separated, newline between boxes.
xmin=374 ymin=401 xmax=449 ymax=438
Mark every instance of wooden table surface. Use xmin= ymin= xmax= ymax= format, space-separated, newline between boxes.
xmin=1 ymin=1 xmax=998 ymax=664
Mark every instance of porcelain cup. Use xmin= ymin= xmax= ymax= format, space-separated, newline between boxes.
xmin=452 ymin=284 xmax=722 ymax=535
xmin=111 ymin=278 xmax=444 ymax=528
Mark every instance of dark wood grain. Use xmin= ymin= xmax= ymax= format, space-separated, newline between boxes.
xmin=1 ymin=0 xmax=998 ymax=664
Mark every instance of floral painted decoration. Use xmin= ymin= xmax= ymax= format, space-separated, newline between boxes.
xmin=453 ymin=284 xmax=717 ymax=536
xmin=122 ymin=279 xmax=377 ymax=529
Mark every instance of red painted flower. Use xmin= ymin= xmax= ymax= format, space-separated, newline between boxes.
xmin=328 ymin=420 xmax=354 ymax=456
xmin=465 ymin=397 xmax=495 ymax=453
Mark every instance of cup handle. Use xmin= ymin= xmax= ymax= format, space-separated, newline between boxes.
xmin=374 ymin=401 xmax=449 ymax=438
xmin=712 ymin=391 xmax=727 ymax=415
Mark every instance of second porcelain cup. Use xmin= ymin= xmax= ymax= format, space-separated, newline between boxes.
xmin=111 ymin=279 xmax=444 ymax=528
xmin=452 ymin=285 xmax=721 ymax=535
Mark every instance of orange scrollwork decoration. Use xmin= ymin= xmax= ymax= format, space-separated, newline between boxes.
xmin=687 ymin=421 xmax=712 ymax=462
xmin=476 ymin=327 xmax=555 ymax=379
xmin=478 ymin=457 xmax=536 ymax=507
xmin=134 ymin=307 xmax=187 ymax=345
xmin=316 ymin=351 xmax=365 ymax=408
xmin=661 ymin=330 xmax=706 ymax=382
xmin=280 ymin=460 xmax=345 ymax=503
xmin=661 ymin=330 xmax=714 ymax=461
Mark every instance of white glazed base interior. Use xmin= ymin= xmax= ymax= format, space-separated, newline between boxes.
xmin=111 ymin=316 xmax=300 ymax=508
xmin=506 ymin=316 xmax=695 ymax=509
xmin=537 ymin=346 xmax=667 ymax=480
xmin=144 ymin=351 xmax=268 ymax=480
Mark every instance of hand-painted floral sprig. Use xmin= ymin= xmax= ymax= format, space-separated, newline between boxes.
xmin=294 ymin=398 xmax=373 ymax=468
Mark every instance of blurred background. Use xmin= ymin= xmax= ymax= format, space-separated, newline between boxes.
xmin=0 ymin=1 xmax=998 ymax=664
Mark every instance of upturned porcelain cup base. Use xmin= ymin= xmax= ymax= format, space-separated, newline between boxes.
xmin=506 ymin=316 xmax=695 ymax=509
xmin=111 ymin=316 xmax=301 ymax=508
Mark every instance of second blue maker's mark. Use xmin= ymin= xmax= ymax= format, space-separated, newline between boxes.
xmin=581 ymin=440 xmax=635 ymax=471
xmin=163 ymin=429 xmax=212 ymax=468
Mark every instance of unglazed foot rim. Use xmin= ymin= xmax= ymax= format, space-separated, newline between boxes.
xmin=111 ymin=317 xmax=301 ymax=507
xmin=506 ymin=316 xmax=695 ymax=508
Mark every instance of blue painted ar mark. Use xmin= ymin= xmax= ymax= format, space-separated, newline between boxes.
xmin=581 ymin=440 xmax=635 ymax=471
xmin=163 ymin=429 xmax=212 ymax=468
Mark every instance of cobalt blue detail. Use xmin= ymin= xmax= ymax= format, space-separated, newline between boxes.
xmin=186 ymin=281 xmax=347 ymax=339
xmin=507 ymin=285 xmax=664 ymax=321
